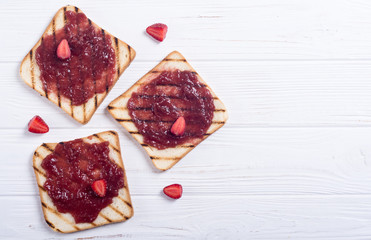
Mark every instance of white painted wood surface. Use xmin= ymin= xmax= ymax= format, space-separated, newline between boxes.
xmin=3 ymin=0 xmax=371 ymax=239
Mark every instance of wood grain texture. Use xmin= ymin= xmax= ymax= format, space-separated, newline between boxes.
xmin=2 ymin=0 xmax=371 ymax=239
xmin=3 ymin=195 xmax=371 ymax=240
xmin=2 ymin=127 xmax=371 ymax=197
xmin=4 ymin=0 xmax=371 ymax=62
xmin=4 ymin=60 xmax=371 ymax=128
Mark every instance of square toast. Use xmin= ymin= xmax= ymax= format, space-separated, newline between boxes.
xmin=20 ymin=6 xmax=135 ymax=124
xmin=108 ymin=51 xmax=228 ymax=171
xmin=32 ymin=131 xmax=133 ymax=233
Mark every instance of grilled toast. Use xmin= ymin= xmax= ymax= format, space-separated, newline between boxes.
xmin=32 ymin=131 xmax=133 ymax=233
xmin=108 ymin=51 xmax=228 ymax=171
xmin=20 ymin=6 xmax=135 ymax=124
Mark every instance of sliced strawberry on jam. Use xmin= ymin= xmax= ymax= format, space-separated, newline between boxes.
xmin=146 ymin=23 xmax=168 ymax=42
xmin=171 ymin=117 xmax=186 ymax=136
xmin=92 ymin=179 xmax=107 ymax=197
xmin=163 ymin=184 xmax=183 ymax=199
xmin=28 ymin=115 xmax=49 ymax=134
xmin=56 ymin=39 xmax=71 ymax=60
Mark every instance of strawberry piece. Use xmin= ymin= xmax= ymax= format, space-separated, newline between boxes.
xmin=28 ymin=115 xmax=49 ymax=134
xmin=171 ymin=117 xmax=186 ymax=136
xmin=91 ymin=179 xmax=107 ymax=197
xmin=163 ymin=184 xmax=183 ymax=199
xmin=56 ymin=39 xmax=71 ymax=60
xmin=146 ymin=23 xmax=168 ymax=42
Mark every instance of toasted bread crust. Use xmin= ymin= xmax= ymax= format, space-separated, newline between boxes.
xmin=32 ymin=131 xmax=133 ymax=233
xmin=108 ymin=51 xmax=228 ymax=171
xmin=20 ymin=6 xmax=135 ymax=124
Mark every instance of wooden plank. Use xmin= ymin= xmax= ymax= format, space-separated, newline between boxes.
xmin=4 ymin=0 xmax=371 ymax=61
xmin=3 ymin=127 xmax=371 ymax=197
xmin=3 ymin=195 xmax=371 ymax=239
xmin=5 ymin=60 xmax=371 ymax=128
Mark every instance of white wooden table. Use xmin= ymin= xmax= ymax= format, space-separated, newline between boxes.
xmin=3 ymin=0 xmax=371 ymax=239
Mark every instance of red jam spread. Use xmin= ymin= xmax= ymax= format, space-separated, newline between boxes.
xmin=41 ymin=139 xmax=124 ymax=223
xmin=35 ymin=11 xmax=116 ymax=106
xmin=127 ymin=70 xmax=215 ymax=149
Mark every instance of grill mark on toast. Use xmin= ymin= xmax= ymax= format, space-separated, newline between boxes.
xmin=124 ymin=200 xmax=132 ymax=208
xmin=45 ymin=220 xmax=62 ymax=233
xmin=45 ymin=220 xmax=56 ymax=229
xmin=35 ymin=39 xmax=48 ymax=99
xmin=42 ymin=201 xmax=80 ymax=231
xmin=92 ymin=134 xmax=120 ymax=154
xmin=38 ymin=184 xmax=45 ymax=191
xmin=99 ymin=213 xmax=112 ymax=223
xmin=127 ymin=45 xmax=131 ymax=62
xmin=63 ymin=7 xmax=74 ymax=118
xmin=41 ymin=143 xmax=54 ymax=153
xmin=34 ymin=151 xmax=39 ymax=157
xmin=117 ymin=196 xmax=132 ymax=208
xmin=75 ymin=9 xmax=87 ymax=123
xmin=211 ymin=121 xmax=225 ymax=124
xmin=150 ymin=156 xmax=180 ymax=160
xmin=52 ymin=19 xmax=62 ymax=107
xmin=108 ymin=205 xmax=128 ymax=219
xmin=164 ymin=58 xmax=186 ymax=62
xmin=88 ymin=19 xmax=98 ymax=110
xmin=116 ymin=119 xmax=133 ymax=122
xmin=29 ymin=50 xmax=35 ymax=89
xmin=33 ymin=166 xmax=46 ymax=177
xmin=128 ymin=131 xmax=140 ymax=134
xmin=114 ymin=37 xmax=120 ymax=76
xmin=109 ymin=130 xmax=117 ymax=136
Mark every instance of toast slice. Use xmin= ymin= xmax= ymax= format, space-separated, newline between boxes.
xmin=20 ymin=6 xmax=136 ymax=124
xmin=108 ymin=51 xmax=228 ymax=171
xmin=32 ymin=131 xmax=133 ymax=233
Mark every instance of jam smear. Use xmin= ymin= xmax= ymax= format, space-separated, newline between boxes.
xmin=127 ymin=70 xmax=215 ymax=149
xmin=41 ymin=139 xmax=124 ymax=223
xmin=35 ymin=11 xmax=116 ymax=106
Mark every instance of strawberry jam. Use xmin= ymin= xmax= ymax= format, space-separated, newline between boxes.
xmin=41 ymin=139 xmax=124 ymax=223
xmin=35 ymin=10 xmax=116 ymax=106
xmin=127 ymin=70 xmax=215 ymax=149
